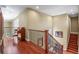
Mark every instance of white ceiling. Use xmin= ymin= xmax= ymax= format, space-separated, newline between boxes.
xmin=0 ymin=5 xmax=79 ymax=21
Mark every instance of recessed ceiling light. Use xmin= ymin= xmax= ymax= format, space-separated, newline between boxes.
xmin=70 ymin=9 xmax=75 ymax=14
xmin=71 ymin=9 xmax=74 ymax=12
xmin=36 ymin=6 xmax=39 ymax=9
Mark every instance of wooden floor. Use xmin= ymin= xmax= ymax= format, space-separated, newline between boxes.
xmin=3 ymin=37 xmax=45 ymax=54
xmin=2 ymin=37 xmax=75 ymax=54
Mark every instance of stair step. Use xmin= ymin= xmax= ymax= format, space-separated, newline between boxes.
xmin=69 ymin=39 xmax=77 ymax=41
xmin=69 ymin=40 xmax=77 ymax=41
xmin=70 ymin=36 xmax=77 ymax=38
xmin=68 ymin=43 xmax=77 ymax=46
xmin=67 ymin=47 xmax=78 ymax=51
xmin=68 ymin=49 xmax=78 ymax=52
xmin=67 ymin=49 xmax=78 ymax=54
xmin=67 ymin=33 xmax=78 ymax=54
xmin=68 ymin=46 xmax=78 ymax=49
xmin=68 ymin=43 xmax=77 ymax=45
xmin=69 ymin=44 xmax=78 ymax=47
xmin=68 ymin=41 xmax=77 ymax=43
xmin=69 ymin=41 xmax=77 ymax=42
xmin=68 ymin=44 xmax=77 ymax=47
xmin=67 ymin=48 xmax=78 ymax=53
xmin=69 ymin=40 xmax=77 ymax=42
xmin=68 ymin=47 xmax=78 ymax=51
xmin=68 ymin=42 xmax=77 ymax=43
xmin=68 ymin=45 xmax=78 ymax=48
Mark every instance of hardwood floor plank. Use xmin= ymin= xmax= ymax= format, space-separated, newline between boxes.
xmin=3 ymin=37 xmax=45 ymax=54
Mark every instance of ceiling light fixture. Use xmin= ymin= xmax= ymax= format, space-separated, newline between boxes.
xmin=36 ymin=6 xmax=39 ymax=9
xmin=70 ymin=9 xmax=75 ymax=15
xmin=71 ymin=9 xmax=75 ymax=12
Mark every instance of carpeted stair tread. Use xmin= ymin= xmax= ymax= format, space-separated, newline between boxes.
xmin=67 ymin=33 xmax=78 ymax=54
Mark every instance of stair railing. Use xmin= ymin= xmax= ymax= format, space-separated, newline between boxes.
xmin=27 ymin=29 xmax=48 ymax=53
xmin=27 ymin=29 xmax=63 ymax=54
xmin=48 ymin=33 xmax=63 ymax=54
xmin=3 ymin=27 xmax=63 ymax=54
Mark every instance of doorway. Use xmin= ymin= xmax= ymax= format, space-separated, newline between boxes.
xmin=67 ymin=16 xmax=78 ymax=54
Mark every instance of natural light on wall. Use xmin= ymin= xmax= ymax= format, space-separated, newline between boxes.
xmin=12 ymin=18 xmax=19 ymax=34
xmin=13 ymin=18 xmax=19 ymax=28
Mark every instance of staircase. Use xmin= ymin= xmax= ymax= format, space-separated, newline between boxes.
xmin=67 ymin=33 xmax=78 ymax=54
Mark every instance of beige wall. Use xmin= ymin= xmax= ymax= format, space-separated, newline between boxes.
xmin=71 ymin=17 xmax=78 ymax=32
xmin=27 ymin=9 xmax=53 ymax=32
xmin=52 ymin=14 xmax=70 ymax=50
xmin=14 ymin=9 xmax=28 ymax=28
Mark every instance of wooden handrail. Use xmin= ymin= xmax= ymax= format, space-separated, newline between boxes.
xmin=4 ymin=27 xmax=19 ymax=28
xmin=28 ymin=29 xmax=45 ymax=32
xmin=4 ymin=27 xmax=46 ymax=32
xmin=48 ymin=33 xmax=63 ymax=46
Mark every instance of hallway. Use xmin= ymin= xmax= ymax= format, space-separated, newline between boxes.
xmin=0 ymin=5 xmax=79 ymax=54
xmin=3 ymin=37 xmax=45 ymax=54
xmin=2 ymin=37 xmax=74 ymax=54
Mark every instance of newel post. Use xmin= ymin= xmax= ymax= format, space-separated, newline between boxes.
xmin=45 ymin=30 xmax=48 ymax=54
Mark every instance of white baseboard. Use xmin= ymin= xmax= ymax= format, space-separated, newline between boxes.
xmin=71 ymin=32 xmax=79 ymax=34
